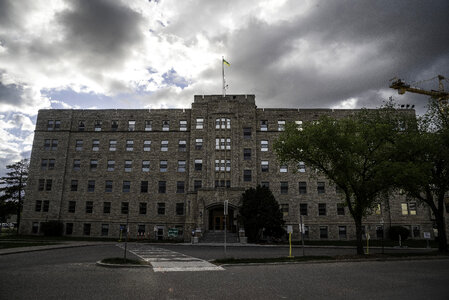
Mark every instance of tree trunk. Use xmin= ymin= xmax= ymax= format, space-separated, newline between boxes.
xmin=355 ymin=217 xmax=365 ymax=255
xmin=435 ymin=211 xmax=448 ymax=252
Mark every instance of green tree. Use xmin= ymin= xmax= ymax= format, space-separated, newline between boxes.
xmin=0 ymin=159 xmax=29 ymax=233
xmin=275 ymin=108 xmax=402 ymax=255
xmin=393 ymin=100 xmax=449 ymax=252
xmin=239 ymin=185 xmax=285 ymax=243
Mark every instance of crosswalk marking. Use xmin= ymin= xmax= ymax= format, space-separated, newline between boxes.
xmin=117 ymin=244 xmax=224 ymax=272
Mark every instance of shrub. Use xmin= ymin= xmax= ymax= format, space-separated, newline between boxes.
xmin=40 ymin=220 xmax=64 ymax=236
xmin=388 ymin=226 xmax=410 ymax=241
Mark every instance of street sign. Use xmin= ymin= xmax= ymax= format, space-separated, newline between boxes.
xmin=224 ymin=200 xmax=228 ymax=215
xmin=423 ymin=232 xmax=431 ymax=239
xmin=168 ymin=228 xmax=178 ymax=237
xmin=287 ymin=225 xmax=293 ymax=233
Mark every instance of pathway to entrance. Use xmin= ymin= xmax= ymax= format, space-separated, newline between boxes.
xmin=117 ymin=243 xmax=224 ymax=272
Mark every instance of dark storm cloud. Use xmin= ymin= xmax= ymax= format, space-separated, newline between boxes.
xmin=214 ymin=0 xmax=449 ymax=109
xmin=56 ymin=0 xmax=145 ymax=69
xmin=0 ymin=80 xmax=23 ymax=105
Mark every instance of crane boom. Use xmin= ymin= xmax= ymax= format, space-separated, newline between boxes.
xmin=390 ymin=75 xmax=449 ymax=104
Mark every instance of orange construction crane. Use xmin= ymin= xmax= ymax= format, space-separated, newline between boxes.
xmin=390 ymin=75 xmax=449 ymax=105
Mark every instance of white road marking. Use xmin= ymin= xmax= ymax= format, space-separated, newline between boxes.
xmin=117 ymin=244 xmax=224 ymax=272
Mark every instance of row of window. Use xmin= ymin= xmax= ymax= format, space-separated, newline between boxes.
xmin=46 ymin=119 xmax=304 ymax=134
xmin=65 ymin=180 xmax=202 ymax=193
xmin=71 ymin=159 xmax=205 ymax=172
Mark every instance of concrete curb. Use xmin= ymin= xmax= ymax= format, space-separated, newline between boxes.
xmin=0 ymin=242 xmax=112 ymax=256
xmin=218 ymin=255 xmax=449 ymax=268
xmin=96 ymin=260 xmax=150 ymax=268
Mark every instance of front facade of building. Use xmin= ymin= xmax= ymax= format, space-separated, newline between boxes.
xmin=21 ymin=95 xmax=434 ymax=241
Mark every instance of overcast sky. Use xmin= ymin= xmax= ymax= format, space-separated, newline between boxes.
xmin=0 ymin=0 xmax=448 ymax=174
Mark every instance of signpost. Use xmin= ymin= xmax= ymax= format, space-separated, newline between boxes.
xmin=287 ymin=225 xmax=293 ymax=257
xmin=299 ymin=212 xmax=305 ymax=256
xmin=168 ymin=228 xmax=178 ymax=238
xmin=224 ymin=200 xmax=228 ymax=256
xmin=424 ymin=232 xmax=431 ymax=248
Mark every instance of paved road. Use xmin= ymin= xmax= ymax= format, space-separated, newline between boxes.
xmin=1 ymin=244 xmax=448 ymax=299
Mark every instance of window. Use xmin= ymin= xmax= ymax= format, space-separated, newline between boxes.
xmin=177 ymin=181 xmax=185 ymax=193
xmin=261 ymin=181 xmax=270 ymax=188
xmin=87 ymin=180 xmax=95 ymax=192
xmin=44 ymin=139 xmax=51 ymax=150
xmin=144 ymin=140 xmax=151 ymax=151
xmin=216 ymin=118 xmax=231 ymax=129
xmin=85 ymin=201 xmax=93 ymax=213
xmin=160 ymin=160 xmax=167 ymax=172
xmin=320 ymin=226 xmax=328 ymax=239
xmin=176 ymin=203 xmax=184 ymax=215
xmin=47 ymin=120 xmax=54 ymax=131
xmin=68 ymin=201 xmax=76 ymax=213
xmin=105 ymin=180 xmax=113 ymax=192
xmin=65 ymin=223 xmax=73 ymax=235
xmin=226 ymin=138 xmax=231 ymax=150
xmin=35 ymin=200 xmax=42 ymax=212
xmin=280 ymin=165 xmax=288 ymax=173
xmin=140 ymin=181 xmax=148 ymax=193
xmin=71 ymin=180 xmax=78 ymax=191
xmin=38 ymin=179 xmax=45 ymax=191
xmin=194 ymin=180 xmax=202 ymax=191
xmin=45 ymin=179 xmax=52 ymax=191
xmin=51 ymin=140 xmax=58 ymax=150
xmin=124 ymin=160 xmax=132 ymax=172
xmin=278 ymin=120 xmax=285 ymax=131
xmin=376 ymin=225 xmax=384 ymax=239
xmin=261 ymin=140 xmax=268 ymax=151
xmin=215 ymin=160 xmax=230 ymax=172
xmin=73 ymin=159 xmax=80 ymax=170
xmin=158 ymin=181 xmax=166 ymax=193
xmin=317 ymin=182 xmax=325 ymax=194
xmin=243 ymin=148 xmax=251 ymax=160
xmin=48 ymin=159 xmax=55 ymax=170
xmin=78 ymin=120 xmax=85 ymax=131
xmin=138 ymin=224 xmax=145 ymax=234
xmin=281 ymin=204 xmax=289 ymax=217
xmin=107 ymin=160 xmax=115 ymax=171
xmin=260 ymin=120 xmax=268 ymax=131
xmin=298 ymin=162 xmax=306 ymax=173
xmin=145 ymin=120 xmax=152 ymax=131
xmin=177 ymin=160 xmax=186 ymax=172
xmin=194 ymin=159 xmax=202 ymax=171
xmin=75 ymin=140 xmax=83 ymax=151
xmin=92 ymin=140 xmax=99 ymax=151
xmin=412 ymin=225 xmax=420 ymax=238
xmin=215 ymin=138 xmax=231 ymax=150
xmin=261 ymin=161 xmax=269 ymax=172
xmin=122 ymin=181 xmax=131 ymax=193
xmin=295 ymin=120 xmax=303 ymax=130
xmin=111 ymin=120 xmax=118 ymax=131
xmin=103 ymin=202 xmax=111 ymax=214
xmin=83 ymin=224 xmax=91 ymax=235
xmin=178 ymin=140 xmax=186 ymax=152
xmin=337 ymin=203 xmax=345 ymax=215
xmin=318 ymin=203 xmax=326 ymax=216
xmin=179 ymin=120 xmax=187 ymax=131
xmin=299 ymin=182 xmax=307 ymax=194
xmin=121 ymin=202 xmax=129 ymax=214
xmin=300 ymin=203 xmax=308 ymax=216
xmin=402 ymin=203 xmax=417 ymax=215
xmin=280 ymin=182 xmax=288 ymax=194
xmin=157 ymin=202 xmax=166 ymax=215
xmin=196 ymin=118 xmax=204 ymax=129
xmin=94 ymin=120 xmax=102 ymax=131
xmin=161 ymin=140 xmax=168 ymax=151
xmin=128 ymin=120 xmax=135 ymax=131
xmin=126 ymin=140 xmax=134 ymax=151
xmin=90 ymin=159 xmax=98 ymax=171
xmin=303 ymin=226 xmax=309 ymax=239
xmin=339 ymin=226 xmax=347 ymax=239
xmin=244 ymin=170 xmax=252 ymax=182
xmin=109 ymin=140 xmax=117 ymax=151
xmin=142 ymin=160 xmax=150 ymax=172
xmin=32 ymin=222 xmax=39 ymax=234
xmin=243 ymin=127 xmax=251 ymax=139
xmin=195 ymin=138 xmax=203 ymax=150
xmin=375 ymin=203 xmax=381 ymax=215
xmin=139 ymin=203 xmax=147 ymax=214
xmin=226 ymin=160 xmax=231 ymax=171
xmin=41 ymin=159 xmax=48 ymax=170
xmin=162 ymin=120 xmax=169 ymax=131
xmin=101 ymin=224 xmax=109 ymax=236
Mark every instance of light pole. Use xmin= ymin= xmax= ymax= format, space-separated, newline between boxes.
xmin=124 ymin=207 xmax=129 ymax=261
xmin=380 ymin=218 xmax=384 ymax=255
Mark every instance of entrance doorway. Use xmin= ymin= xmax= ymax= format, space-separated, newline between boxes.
xmin=208 ymin=206 xmax=234 ymax=231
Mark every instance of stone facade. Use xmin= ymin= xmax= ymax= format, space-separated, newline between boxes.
xmin=21 ymin=94 xmax=435 ymax=241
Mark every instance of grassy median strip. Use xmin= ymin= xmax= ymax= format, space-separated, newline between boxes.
xmin=214 ymin=256 xmax=335 ymax=265
xmin=101 ymin=258 xmax=147 ymax=265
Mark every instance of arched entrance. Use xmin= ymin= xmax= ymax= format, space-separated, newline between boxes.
xmin=208 ymin=205 xmax=235 ymax=232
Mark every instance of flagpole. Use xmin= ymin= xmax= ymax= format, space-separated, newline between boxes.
xmin=222 ymin=56 xmax=225 ymax=97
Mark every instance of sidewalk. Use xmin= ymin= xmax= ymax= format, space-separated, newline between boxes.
xmin=0 ymin=241 xmax=113 ymax=256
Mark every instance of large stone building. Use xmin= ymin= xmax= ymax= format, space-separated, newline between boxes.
xmin=21 ymin=94 xmax=434 ymax=241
